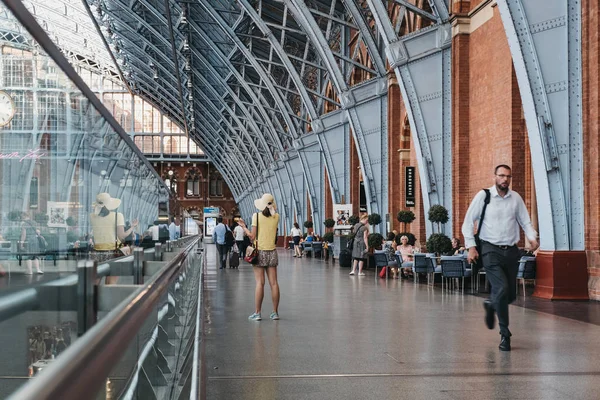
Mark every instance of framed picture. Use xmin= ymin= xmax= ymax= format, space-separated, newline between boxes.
xmin=47 ymin=202 xmax=68 ymax=228
xmin=333 ymin=204 xmax=352 ymax=229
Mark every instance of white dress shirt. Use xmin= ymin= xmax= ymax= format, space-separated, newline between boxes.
xmin=461 ymin=185 xmax=537 ymax=249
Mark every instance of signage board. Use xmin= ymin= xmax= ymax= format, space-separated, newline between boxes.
xmin=405 ymin=166 xmax=415 ymax=207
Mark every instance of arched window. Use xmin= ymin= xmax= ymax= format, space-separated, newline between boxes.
xmin=185 ymin=167 xmax=201 ymax=197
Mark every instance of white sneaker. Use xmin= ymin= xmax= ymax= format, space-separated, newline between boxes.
xmin=358 ymin=272 xmax=366 ymax=276
xmin=349 ymin=271 xmax=355 ymax=275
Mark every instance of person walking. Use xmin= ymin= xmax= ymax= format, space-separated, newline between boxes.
xmin=212 ymin=216 xmax=227 ymax=269
xmin=462 ymin=164 xmax=538 ymax=352
xmin=349 ymin=214 xmax=369 ymax=276
xmin=290 ymin=222 xmax=302 ymax=258
xmin=237 ymin=193 xmax=281 ymax=321
xmin=233 ymin=221 xmax=245 ymax=259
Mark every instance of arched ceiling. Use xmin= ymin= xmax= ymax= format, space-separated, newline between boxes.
xmin=2 ymin=0 xmax=443 ymax=199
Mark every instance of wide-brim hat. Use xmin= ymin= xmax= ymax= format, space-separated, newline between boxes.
xmin=93 ymin=192 xmax=121 ymax=211
xmin=254 ymin=193 xmax=276 ymax=210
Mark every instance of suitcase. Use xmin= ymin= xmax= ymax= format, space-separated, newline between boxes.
xmin=338 ymin=250 xmax=352 ymax=268
xmin=229 ymin=252 xmax=240 ymax=268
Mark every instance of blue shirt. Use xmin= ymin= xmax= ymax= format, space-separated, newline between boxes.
xmin=213 ymin=223 xmax=226 ymax=245
xmin=306 ymin=236 xmax=314 ymax=243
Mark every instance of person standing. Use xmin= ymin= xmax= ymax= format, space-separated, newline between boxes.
xmin=349 ymin=214 xmax=369 ymax=276
xmin=237 ymin=193 xmax=281 ymax=321
xmin=212 ymin=216 xmax=227 ymax=269
xmin=168 ymin=217 xmax=178 ymax=241
xmin=290 ymin=222 xmax=302 ymax=258
xmin=462 ymin=165 xmax=538 ymax=352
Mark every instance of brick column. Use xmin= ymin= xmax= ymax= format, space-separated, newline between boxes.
xmin=451 ymin=16 xmax=471 ymax=238
xmin=583 ymin=0 xmax=600 ymax=299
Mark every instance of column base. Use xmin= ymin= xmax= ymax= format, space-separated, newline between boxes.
xmin=533 ymin=251 xmax=589 ymax=300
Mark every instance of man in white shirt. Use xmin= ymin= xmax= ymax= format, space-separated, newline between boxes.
xmin=169 ymin=217 xmax=177 ymax=241
xmin=462 ymin=165 xmax=538 ymax=352
xmin=233 ymin=222 xmax=245 ymax=259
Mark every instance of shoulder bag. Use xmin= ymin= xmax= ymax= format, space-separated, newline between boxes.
xmin=473 ymin=189 xmax=491 ymax=271
xmin=244 ymin=213 xmax=260 ymax=264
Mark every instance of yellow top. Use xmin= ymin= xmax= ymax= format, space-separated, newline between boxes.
xmin=252 ymin=212 xmax=279 ymax=251
xmin=90 ymin=211 xmax=124 ymax=251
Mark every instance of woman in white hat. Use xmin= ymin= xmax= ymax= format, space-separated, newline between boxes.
xmin=237 ymin=193 xmax=281 ymax=321
xmin=89 ymin=193 xmax=138 ymax=284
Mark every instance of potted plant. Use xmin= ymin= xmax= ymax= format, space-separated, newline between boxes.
xmin=303 ymin=220 xmax=314 ymax=230
xmin=34 ymin=212 xmax=49 ymax=226
xmin=368 ymin=213 xmax=382 ymax=226
xmin=348 ymin=215 xmax=359 ymax=225
xmin=426 ymin=233 xmax=452 ymax=256
xmin=396 ymin=210 xmax=415 ymax=232
xmin=8 ymin=210 xmax=23 ymax=221
xmin=367 ymin=233 xmax=384 ymax=250
xmin=324 ymin=218 xmax=335 ymax=230
xmin=428 ymin=205 xmax=449 ymax=233
xmin=66 ymin=216 xmax=77 ymax=227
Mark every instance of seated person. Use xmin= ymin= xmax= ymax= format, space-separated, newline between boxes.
xmin=305 ymin=233 xmax=314 ymax=243
xmin=396 ymin=235 xmax=414 ymax=279
xmin=446 ymin=237 xmax=465 ymax=256
xmin=382 ymin=232 xmax=399 ymax=278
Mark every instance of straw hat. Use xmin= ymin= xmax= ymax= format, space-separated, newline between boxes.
xmin=254 ymin=193 xmax=276 ymax=210
xmin=93 ymin=193 xmax=121 ymax=211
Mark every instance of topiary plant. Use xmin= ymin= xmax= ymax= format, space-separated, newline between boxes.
xmin=348 ymin=215 xmax=359 ymax=225
xmin=367 ymin=233 xmax=384 ymax=250
xmin=428 ymin=205 xmax=449 ymax=233
xmin=34 ymin=212 xmax=49 ymax=225
xmin=66 ymin=230 xmax=79 ymax=243
xmin=368 ymin=213 xmax=382 ymax=226
xmin=8 ymin=210 xmax=23 ymax=221
xmin=324 ymin=218 xmax=335 ymax=229
xmin=303 ymin=220 xmax=314 ymax=229
xmin=322 ymin=232 xmax=334 ymax=243
xmin=66 ymin=216 xmax=77 ymax=227
xmin=426 ymin=233 xmax=452 ymax=255
xmin=396 ymin=232 xmax=417 ymax=246
xmin=396 ymin=210 xmax=415 ymax=231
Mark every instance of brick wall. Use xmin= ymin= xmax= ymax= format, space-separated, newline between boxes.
xmin=583 ymin=0 xmax=600 ymax=299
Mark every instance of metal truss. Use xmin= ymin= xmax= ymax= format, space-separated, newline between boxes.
xmin=365 ymin=0 xmax=452 ymax=236
xmin=496 ymin=0 xmax=583 ymax=250
xmin=5 ymin=0 xmax=465 ymax=236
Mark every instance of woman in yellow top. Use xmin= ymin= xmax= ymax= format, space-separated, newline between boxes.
xmin=238 ymin=193 xmax=280 ymax=321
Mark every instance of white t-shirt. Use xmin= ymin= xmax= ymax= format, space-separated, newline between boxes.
xmin=234 ymin=225 xmax=244 ymax=241
xmin=150 ymin=225 xmax=160 ymax=241
xmin=291 ymin=227 xmax=302 ymax=237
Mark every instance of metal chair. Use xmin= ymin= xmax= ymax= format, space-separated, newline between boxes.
xmin=374 ymin=251 xmax=390 ymax=280
xmin=517 ymin=256 xmax=536 ymax=297
xmin=440 ymin=256 xmax=471 ymax=293
xmin=413 ymin=253 xmax=436 ymax=284
xmin=312 ymin=242 xmax=323 ymax=258
xmin=303 ymin=242 xmax=313 ymax=257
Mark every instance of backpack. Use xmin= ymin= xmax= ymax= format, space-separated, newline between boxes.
xmin=158 ymin=225 xmax=170 ymax=243
xmin=224 ymin=228 xmax=235 ymax=247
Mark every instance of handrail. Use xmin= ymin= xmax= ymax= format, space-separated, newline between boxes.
xmin=8 ymin=236 xmax=201 ymax=400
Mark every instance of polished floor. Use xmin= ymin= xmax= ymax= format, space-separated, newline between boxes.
xmin=203 ymin=246 xmax=600 ymax=400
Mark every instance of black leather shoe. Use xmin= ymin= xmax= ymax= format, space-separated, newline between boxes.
xmin=499 ymin=335 xmax=511 ymax=351
xmin=483 ymin=300 xmax=495 ymax=330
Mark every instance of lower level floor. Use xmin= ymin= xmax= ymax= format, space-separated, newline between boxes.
xmin=202 ymin=246 xmax=600 ymax=399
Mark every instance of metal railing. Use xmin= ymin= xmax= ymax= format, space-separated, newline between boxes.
xmin=5 ymin=235 xmax=204 ymax=400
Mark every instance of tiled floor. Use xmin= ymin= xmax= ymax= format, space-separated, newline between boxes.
xmin=204 ymin=246 xmax=600 ymax=399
